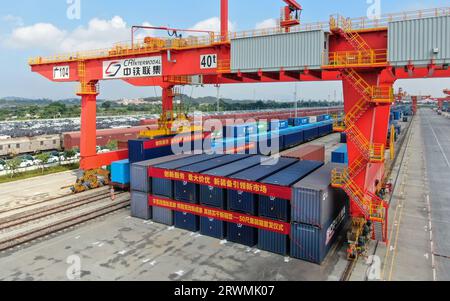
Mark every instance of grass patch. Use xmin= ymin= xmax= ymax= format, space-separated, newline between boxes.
xmin=0 ymin=163 xmax=79 ymax=184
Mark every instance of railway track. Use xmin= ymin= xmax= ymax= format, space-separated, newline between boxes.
xmin=0 ymin=191 xmax=130 ymax=252
xmin=0 ymin=186 xmax=110 ymax=216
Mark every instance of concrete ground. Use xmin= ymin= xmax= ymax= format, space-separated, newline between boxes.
xmin=0 ymin=132 xmax=350 ymax=281
xmin=351 ymin=109 xmax=450 ymax=281
xmin=0 ymin=170 xmax=78 ymax=210
xmin=0 ymin=209 xmax=348 ymax=281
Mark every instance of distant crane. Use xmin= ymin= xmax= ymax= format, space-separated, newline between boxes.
xmin=429 ymin=89 xmax=450 ymax=111
xmin=280 ymin=0 xmax=303 ymax=31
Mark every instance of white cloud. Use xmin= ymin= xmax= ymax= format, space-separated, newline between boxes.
xmin=255 ymin=18 xmax=277 ymax=30
xmin=2 ymin=14 xmax=24 ymax=26
xmin=5 ymin=23 xmax=66 ymax=50
xmin=4 ymin=16 xmax=154 ymax=52
xmin=189 ymin=17 xmax=236 ymax=35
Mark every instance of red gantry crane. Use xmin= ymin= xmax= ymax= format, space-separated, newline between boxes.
xmin=395 ymin=88 xmax=431 ymax=115
xmin=28 ymin=1 xmax=450 ymax=258
xmin=429 ymin=89 xmax=450 ymax=111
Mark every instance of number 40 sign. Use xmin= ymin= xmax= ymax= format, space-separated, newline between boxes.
xmin=200 ymin=54 xmax=217 ymax=69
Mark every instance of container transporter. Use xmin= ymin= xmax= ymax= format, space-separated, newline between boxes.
xmin=28 ymin=1 xmax=450 ymax=259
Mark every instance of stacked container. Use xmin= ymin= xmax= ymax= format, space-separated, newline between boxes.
xmin=130 ymin=154 xmax=194 ymax=221
xmin=111 ymin=159 xmax=130 ymax=186
xmin=331 ymin=145 xmax=349 ymax=164
xmin=226 ymin=157 xmax=297 ymax=247
xmin=173 ymin=155 xmax=250 ymax=232
xmin=290 ymin=163 xmax=349 ymax=264
xmin=131 ymin=153 xmax=349 ymax=264
xmin=281 ymin=145 xmax=325 ymax=163
xmin=257 ymin=160 xmax=324 ymax=255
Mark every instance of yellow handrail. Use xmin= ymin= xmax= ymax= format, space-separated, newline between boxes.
xmin=29 ymin=7 xmax=449 ymax=66
xmin=324 ymin=49 xmax=388 ymax=67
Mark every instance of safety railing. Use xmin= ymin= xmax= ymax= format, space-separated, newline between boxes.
xmin=163 ymin=75 xmax=193 ymax=85
xmin=29 ymin=7 xmax=449 ymax=66
xmin=217 ymin=59 xmax=231 ymax=73
xmin=370 ymin=143 xmax=385 ymax=163
xmin=331 ymin=168 xmax=348 ymax=188
xmin=324 ymin=49 xmax=387 ymax=67
xmin=330 ymin=7 xmax=450 ymax=31
xmin=77 ymin=82 xmax=99 ymax=95
xmin=349 ymin=155 xmax=367 ymax=177
xmin=29 ymin=33 xmax=225 ymax=65
xmin=370 ymin=86 xmax=394 ymax=103
xmin=366 ymin=191 xmax=387 ymax=222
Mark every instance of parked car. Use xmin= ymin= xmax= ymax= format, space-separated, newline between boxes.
xmin=98 ymin=148 xmax=111 ymax=154
xmin=19 ymin=160 xmax=34 ymax=168
xmin=0 ymin=165 xmax=4 ymax=172
xmin=47 ymin=156 xmax=60 ymax=164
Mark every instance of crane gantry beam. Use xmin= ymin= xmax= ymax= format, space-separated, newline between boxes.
xmin=28 ymin=1 xmax=450 ymax=252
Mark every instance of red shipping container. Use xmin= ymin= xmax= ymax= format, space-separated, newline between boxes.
xmin=139 ymin=119 xmax=158 ymax=126
xmin=281 ymin=145 xmax=325 ymax=163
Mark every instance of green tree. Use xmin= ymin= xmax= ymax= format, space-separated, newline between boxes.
xmin=6 ymin=158 xmax=21 ymax=178
xmin=101 ymin=101 xmax=113 ymax=110
xmin=106 ymin=140 xmax=118 ymax=151
xmin=35 ymin=153 xmax=51 ymax=174
xmin=64 ymin=149 xmax=76 ymax=160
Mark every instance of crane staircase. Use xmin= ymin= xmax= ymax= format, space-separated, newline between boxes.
xmin=76 ymin=60 xmax=99 ymax=96
xmin=329 ymin=16 xmax=393 ymax=242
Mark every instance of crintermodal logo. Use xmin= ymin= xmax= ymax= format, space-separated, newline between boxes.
xmin=105 ymin=61 xmax=121 ymax=77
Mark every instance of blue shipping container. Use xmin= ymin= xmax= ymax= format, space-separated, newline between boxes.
xmin=131 ymin=191 xmax=152 ymax=220
xmin=131 ymin=154 xmax=192 ymax=193
xmin=258 ymin=230 xmax=289 ymax=256
xmin=152 ymin=154 xmax=224 ymax=198
xmin=340 ymin=132 xmax=347 ymax=144
xmin=174 ymin=155 xmax=246 ymax=203
xmin=200 ymin=156 xmax=265 ymax=208
xmin=269 ymin=120 xmax=289 ymax=131
xmin=331 ymin=145 xmax=348 ymax=164
xmin=224 ymin=123 xmax=257 ymax=139
xmin=288 ymin=117 xmax=309 ymax=127
xmin=228 ymin=157 xmax=297 ymax=215
xmin=291 ymin=163 xmax=349 ymax=227
xmin=128 ymin=139 xmax=174 ymax=164
xmin=200 ymin=217 xmax=227 ymax=239
xmin=303 ymin=125 xmax=319 ymax=142
xmin=283 ymin=130 xmax=304 ymax=149
xmin=291 ymin=206 xmax=348 ymax=264
xmin=318 ymin=123 xmax=333 ymax=137
xmin=152 ymin=207 xmax=174 ymax=226
xmin=111 ymin=159 xmax=130 ymax=185
xmin=257 ymin=133 xmax=284 ymax=154
xmin=174 ymin=212 xmax=199 ymax=232
xmin=259 ymin=160 xmax=324 ymax=222
xmin=227 ymin=223 xmax=258 ymax=247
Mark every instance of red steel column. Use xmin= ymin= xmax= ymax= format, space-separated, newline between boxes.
xmin=411 ymin=96 xmax=418 ymax=115
xmin=162 ymin=86 xmax=174 ymax=116
xmin=79 ymin=93 xmax=98 ymax=170
xmin=221 ymin=0 xmax=229 ymax=41
xmin=343 ymin=71 xmax=392 ymax=218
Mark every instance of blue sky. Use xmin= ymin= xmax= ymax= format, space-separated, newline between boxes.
xmin=0 ymin=0 xmax=449 ymax=101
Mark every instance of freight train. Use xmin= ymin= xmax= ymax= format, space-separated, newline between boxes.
xmin=0 ymin=108 xmax=343 ymax=158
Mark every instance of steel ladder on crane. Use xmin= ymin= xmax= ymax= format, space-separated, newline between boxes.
xmin=329 ymin=16 xmax=393 ymax=243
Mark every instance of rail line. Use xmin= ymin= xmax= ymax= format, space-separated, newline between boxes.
xmin=0 ymin=192 xmax=130 ymax=252
xmin=0 ymin=186 xmax=110 ymax=216
xmin=0 ymin=191 xmax=115 ymax=232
